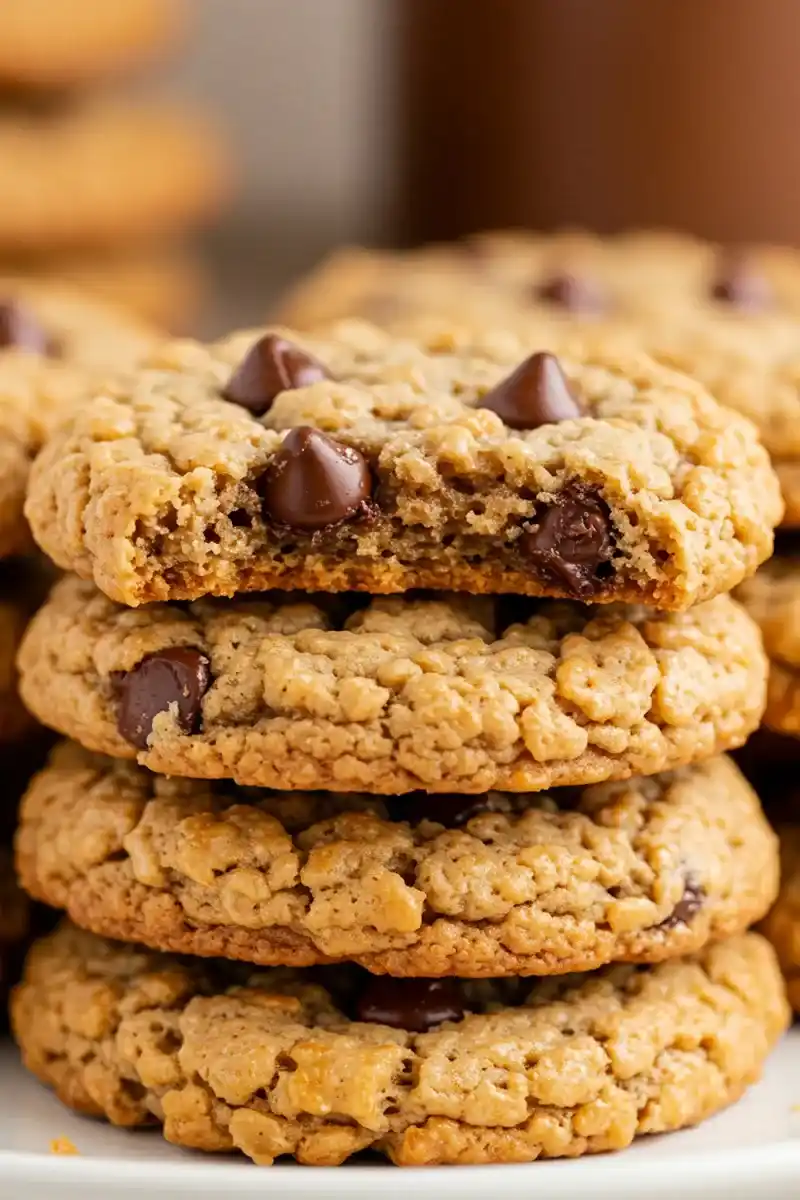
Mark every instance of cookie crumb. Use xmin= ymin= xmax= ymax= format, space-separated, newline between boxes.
xmin=50 ymin=1136 xmax=79 ymax=1156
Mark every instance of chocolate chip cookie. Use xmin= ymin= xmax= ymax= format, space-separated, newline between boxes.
xmin=761 ymin=827 xmax=800 ymax=1012
xmin=0 ymin=281 xmax=154 ymax=558
xmin=17 ymin=578 xmax=767 ymax=793
xmin=16 ymin=742 xmax=777 ymax=976
xmin=0 ymin=100 xmax=228 ymax=251
xmin=0 ymin=0 xmax=184 ymax=89
xmin=11 ymin=922 xmax=789 ymax=1166
xmin=24 ymin=321 xmax=781 ymax=607
xmin=276 ymin=230 xmax=800 ymax=331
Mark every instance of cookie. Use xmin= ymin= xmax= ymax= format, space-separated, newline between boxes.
xmin=0 ymin=100 xmax=228 ymax=252
xmin=24 ymin=321 xmax=781 ymax=608
xmin=761 ymin=827 xmax=800 ymax=1011
xmin=736 ymin=556 xmax=800 ymax=736
xmin=275 ymin=231 xmax=800 ymax=331
xmin=17 ymin=742 xmax=777 ymax=977
xmin=17 ymin=578 xmax=767 ymax=793
xmin=0 ymin=280 xmax=154 ymax=559
xmin=11 ymin=923 xmax=789 ymax=1166
xmin=0 ymin=0 xmax=185 ymax=90
xmin=6 ymin=247 xmax=207 ymax=330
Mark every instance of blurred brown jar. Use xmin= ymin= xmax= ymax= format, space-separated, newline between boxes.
xmin=399 ymin=0 xmax=800 ymax=244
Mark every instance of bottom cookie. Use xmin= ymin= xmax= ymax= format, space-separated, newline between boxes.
xmin=761 ymin=827 xmax=800 ymax=1012
xmin=12 ymin=924 xmax=789 ymax=1167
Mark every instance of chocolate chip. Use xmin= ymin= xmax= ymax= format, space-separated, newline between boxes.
xmin=533 ymin=272 xmax=606 ymax=314
xmin=658 ymin=874 xmax=705 ymax=930
xmin=520 ymin=484 xmax=615 ymax=599
xmin=116 ymin=647 xmax=211 ymax=750
xmin=222 ymin=334 xmax=329 ymax=415
xmin=260 ymin=426 xmax=372 ymax=531
xmin=710 ymin=254 xmax=772 ymax=312
xmin=480 ymin=352 xmax=583 ymax=430
xmin=356 ymin=977 xmax=465 ymax=1032
xmin=0 ymin=299 xmax=54 ymax=355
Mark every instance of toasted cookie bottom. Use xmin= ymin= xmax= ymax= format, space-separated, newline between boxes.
xmin=16 ymin=744 xmax=778 ymax=977
xmin=11 ymin=924 xmax=789 ymax=1167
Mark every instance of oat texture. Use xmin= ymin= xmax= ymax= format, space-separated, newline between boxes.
xmin=25 ymin=320 xmax=781 ymax=608
xmin=0 ymin=0 xmax=184 ymax=88
xmin=17 ymin=743 xmax=776 ymax=976
xmin=0 ymin=101 xmax=227 ymax=251
xmin=17 ymin=578 xmax=768 ymax=793
xmin=761 ymin=827 xmax=800 ymax=1011
xmin=12 ymin=923 xmax=789 ymax=1166
xmin=0 ymin=280 xmax=154 ymax=558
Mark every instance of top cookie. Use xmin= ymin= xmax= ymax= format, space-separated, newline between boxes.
xmin=25 ymin=321 xmax=781 ymax=608
xmin=0 ymin=0 xmax=185 ymax=90
xmin=0 ymin=280 xmax=155 ymax=559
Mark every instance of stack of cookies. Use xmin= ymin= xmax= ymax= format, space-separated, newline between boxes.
xmin=0 ymin=0 xmax=229 ymax=329
xmin=6 ymin=308 xmax=791 ymax=1168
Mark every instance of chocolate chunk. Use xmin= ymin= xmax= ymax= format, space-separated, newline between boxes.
xmin=710 ymin=255 xmax=772 ymax=311
xmin=261 ymin=426 xmax=372 ymax=531
xmin=222 ymin=334 xmax=329 ymax=415
xmin=480 ymin=352 xmax=583 ymax=430
xmin=386 ymin=792 xmax=503 ymax=828
xmin=356 ymin=977 xmax=465 ymax=1032
xmin=116 ymin=647 xmax=211 ymax=750
xmin=658 ymin=874 xmax=705 ymax=930
xmin=520 ymin=484 xmax=615 ymax=598
xmin=534 ymin=272 xmax=606 ymax=314
xmin=0 ymin=299 xmax=53 ymax=355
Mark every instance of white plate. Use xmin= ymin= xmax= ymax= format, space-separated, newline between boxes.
xmin=1 ymin=1032 xmax=799 ymax=1200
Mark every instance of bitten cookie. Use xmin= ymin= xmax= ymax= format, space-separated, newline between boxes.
xmin=0 ymin=101 xmax=228 ymax=252
xmin=12 ymin=923 xmax=790 ymax=1166
xmin=24 ymin=321 xmax=781 ymax=608
xmin=0 ymin=281 xmax=154 ymax=558
xmin=761 ymin=827 xmax=800 ymax=1011
xmin=17 ymin=579 xmax=768 ymax=793
xmin=16 ymin=743 xmax=778 ymax=977
xmin=0 ymin=0 xmax=185 ymax=89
